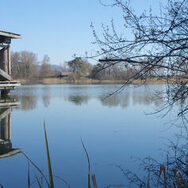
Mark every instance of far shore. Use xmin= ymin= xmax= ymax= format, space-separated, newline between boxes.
xmin=15 ymin=77 xmax=180 ymax=85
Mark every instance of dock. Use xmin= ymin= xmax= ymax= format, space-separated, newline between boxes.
xmin=0 ymin=30 xmax=21 ymax=97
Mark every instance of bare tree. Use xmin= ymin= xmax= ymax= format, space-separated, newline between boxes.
xmin=11 ymin=51 xmax=38 ymax=80
xmin=11 ymin=52 xmax=21 ymax=79
xmin=20 ymin=51 xmax=38 ymax=79
xmin=39 ymin=55 xmax=52 ymax=78
xmin=91 ymin=62 xmax=137 ymax=80
xmin=92 ymin=0 xmax=188 ymax=117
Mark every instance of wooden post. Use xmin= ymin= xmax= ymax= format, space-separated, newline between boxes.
xmin=0 ymin=48 xmax=4 ymax=70
xmin=1 ymin=116 xmax=8 ymax=140
xmin=1 ymin=90 xmax=10 ymax=98
xmin=0 ymin=108 xmax=11 ymax=140
xmin=2 ymin=46 xmax=8 ymax=73
xmin=4 ymin=116 xmax=9 ymax=140
xmin=7 ymin=45 xmax=11 ymax=76
xmin=8 ymin=113 xmax=11 ymax=140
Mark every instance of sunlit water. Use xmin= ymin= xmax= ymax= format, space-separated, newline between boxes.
xmin=0 ymin=84 xmax=181 ymax=187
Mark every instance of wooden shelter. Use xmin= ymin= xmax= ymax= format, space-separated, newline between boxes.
xmin=0 ymin=30 xmax=21 ymax=97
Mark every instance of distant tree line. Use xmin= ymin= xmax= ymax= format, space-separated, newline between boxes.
xmin=91 ymin=58 xmax=165 ymax=80
xmin=11 ymin=51 xmax=53 ymax=80
xmin=11 ymin=51 xmax=165 ymax=81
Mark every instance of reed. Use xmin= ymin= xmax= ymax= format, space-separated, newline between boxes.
xmin=23 ymin=128 xmax=188 ymax=188
xmin=22 ymin=123 xmax=54 ymax=188
xmin=23 ymin=152 xmax=49 ymax=187
xmin=28 ymin=162 xmax=31 ymax=188
xmin=81 ymin=139 xmax=100 ymax=188
xmin=24 ymin=123 xmax=186 ymax=188
xmin=35 ymin=175 xmax=43 ymax=188
xmin=147 ymin=169 xmax=150 ymax=188
xmin=23 ymin=123 xmax=74 ymax=187
xmin=44 ymin=122 xmax=54 ymax=188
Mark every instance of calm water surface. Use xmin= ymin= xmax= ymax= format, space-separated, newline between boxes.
xmin=0 ymin=84 xmax=180 ymax=187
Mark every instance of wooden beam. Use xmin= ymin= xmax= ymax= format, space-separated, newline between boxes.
xmin=0 ymin=81 xmax=20 ymax=90
xmin=0 ymin=30 xmax=21 ymax=39
xmin=0 ymin=69 xmax=11 ymax=81
xmin=0 ymin=108 xmax=11 ymax=120
xmin=0 ymin=149 xmax=22 ymax=159
xmin=0 ymin=101 xmax=20 ymax=107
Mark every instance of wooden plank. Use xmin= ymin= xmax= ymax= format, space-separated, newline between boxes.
xmin=0 ymin=83 xmax=20 ymax=87
xmin=0 ymin=81 xmax=20 ymax=90
xmin=0 ymin=102 xmax=20 ymax=107
xmin=0 ymin=81 xmax=20 ymax=84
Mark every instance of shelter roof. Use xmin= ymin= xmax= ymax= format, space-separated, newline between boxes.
xmin=0 ymin=30 xmax=21 ymax=39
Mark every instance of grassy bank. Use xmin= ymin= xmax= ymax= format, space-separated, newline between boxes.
xmin=17 ymin=77 xmax=175 ymax=85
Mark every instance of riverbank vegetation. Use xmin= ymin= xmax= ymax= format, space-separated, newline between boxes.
xmin=11 ymin=51 xmax=174 ymax=85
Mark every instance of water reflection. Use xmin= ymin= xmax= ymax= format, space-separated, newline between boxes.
xmin=0 ymin=102 xmax=21 ymax=158
xmin=132 ymin=89 xmax=164 ymax=107
xmin=100 ymin=93 xmax=130 ymax=108
xmin=19 ymin=95 xmax=38 ymax=110
xmin=5 ymin=85 xmax=186 ymax=187
xmin=12 ymin=87 xmax=38 ymax=110
xmin=42 ymin=87 xmax=51 ymax=108
xmin=122 ymin=123 xmax=188 ymax=187
xmin=12 ymin=85 xmax=165 ymax=110
xmin=67 ymin=95 xmax=89 ymax=105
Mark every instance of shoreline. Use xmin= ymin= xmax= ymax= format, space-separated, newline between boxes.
xmin=16 ymin=77 xmax=177 ymax=85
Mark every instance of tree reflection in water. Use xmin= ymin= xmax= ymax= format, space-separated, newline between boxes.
xmin=42 ymin=87 xmax=51 ymax=108
xmin=12 ymin=85 xmax=167 ymax=110
xmin=68 ymin=95 xmax=89 ymax=105
xmin=100 ymin=92 xmax=130 ymax=108
xmin=99 ymin=86 xmax=165 ymax=109
xmin=12 ymin=87 xmax=38 ymax=110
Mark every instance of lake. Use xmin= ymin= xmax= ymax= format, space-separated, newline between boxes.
xmin=0 ymin=84 xmax=182 ymax=187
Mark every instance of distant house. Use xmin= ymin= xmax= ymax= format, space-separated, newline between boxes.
xmin=57 ymin=72 xmax=72 ymax=78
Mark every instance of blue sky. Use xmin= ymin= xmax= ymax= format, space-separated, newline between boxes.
xmin=0 ymin=0 xmax=162 ymax=65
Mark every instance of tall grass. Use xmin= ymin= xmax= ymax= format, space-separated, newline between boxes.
xmin=23 ymin=123 xmax=54 ymax=188
xmin=81 ymin=138 xmax=99 ymax=188
xmin=22 ymin=152 xmax=49 ymax=187
xmin=23 ymin=123 xmax=183 ymax=188
xmin=44 ymin=122 xmax=54 ymax=188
